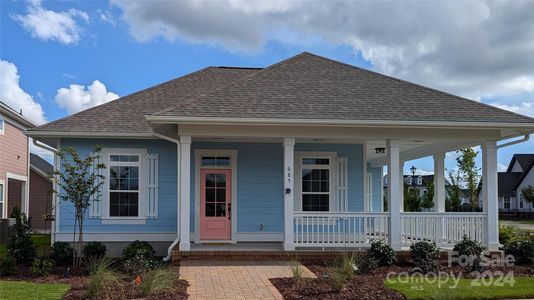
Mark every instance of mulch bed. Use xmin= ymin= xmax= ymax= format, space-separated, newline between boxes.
xmin=270 ymin=259 xmax=534 ymax=300
xmin=1 ymin=264 xmax=189 ymax=299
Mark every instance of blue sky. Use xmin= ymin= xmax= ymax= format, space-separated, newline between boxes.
xmin=1 ymin=0 xmax=534 ymax=175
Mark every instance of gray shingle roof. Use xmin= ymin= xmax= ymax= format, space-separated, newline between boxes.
xmin=154 ymin=52 xmax=534 ymax=124
xmin=30 ymin=52 xmax=534 ymax=134
xmin=30 ymin=67 xmax=260 ymax=133
xmin=30 ymin=153 xmax=53 ymax=175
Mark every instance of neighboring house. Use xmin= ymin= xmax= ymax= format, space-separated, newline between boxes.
xmin=0 ymin=101 xmax=34 ymax=218
xmin=488 ymin=154 xmax=534 ymax=215
xmin=29 ymin=153 xmax=53 ymax=233
xmin=384 ymin=175 xmax=436 ymax=200
xmin=27 ymin=52 xmax=534 ymax=257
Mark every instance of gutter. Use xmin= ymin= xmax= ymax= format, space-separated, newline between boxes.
xmin=496 ymin=134 xmax=530 ymax=149
xmin=32 ymin=138 xmax=58 ymax=245
xmin=151 ymin=131 xmax=181 ymax=262
xmin=145 ymin=115 xmax=534 ymax=129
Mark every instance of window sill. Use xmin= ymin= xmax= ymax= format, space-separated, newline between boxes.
xmin=101 ymin=217 xmax=147 ymax=225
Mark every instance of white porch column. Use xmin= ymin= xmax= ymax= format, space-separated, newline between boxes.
xmin=482 ymin=141 xmax=499 ymax=250
xmin=399 ymin=161 xmax=404 ymax=212
xmin=387 ymin=140 xmax=402 ymax=250
xmin=179 ymin=136 xmax=192 ymax=251
xmin=283 ymin=137 xmax=295 ymax=251
xmin=433 ymin=152 xmax=446 ymax=212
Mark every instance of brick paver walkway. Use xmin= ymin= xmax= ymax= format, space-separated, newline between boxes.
xmin=179 ymin=259 xmax=316 ymax=300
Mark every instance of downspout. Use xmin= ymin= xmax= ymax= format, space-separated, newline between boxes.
xmin=151 ymin=131 xmax=181 ymax=262
xmin=31 ymin=138 xmax=58 ymax=244
xmin=496 ymin=134 xmax=530 ymax=149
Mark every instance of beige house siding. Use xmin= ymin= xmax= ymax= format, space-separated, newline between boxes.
xmin=0 ymin=120 xmax=29 ymax=181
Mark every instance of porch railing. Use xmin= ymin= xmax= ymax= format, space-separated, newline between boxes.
xmin=400 ymin=212 xmax=486 ymax=246
xmin=293 ymin=212 xmax=487 ymax=248
xmin=293 ymin=212 xmax=390 ymax=247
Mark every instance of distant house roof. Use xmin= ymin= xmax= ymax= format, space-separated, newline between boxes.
xmin=30 ymin=153 xmax=53 ymax=177
xmin=28 ymin=52 xmax=534 ymax=135
xmin=506 ymin=154 xmax=534 ymax=172
xmin=0 ymin=101 xmax=35 ymax=128
xmin=498 ymin=172 xmax=522 ymax=196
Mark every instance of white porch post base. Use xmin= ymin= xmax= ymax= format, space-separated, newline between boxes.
xmin=283 ymin=137 xmax=295 ymax=251
xmin=482 ymin=141 xmax=499 ymax=251
xmin=179 ymin=136 xmax=192 ymax=251
xmin=387 ymin=140 xmax=402 ymax=250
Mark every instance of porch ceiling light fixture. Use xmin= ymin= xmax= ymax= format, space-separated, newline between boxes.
xmin=375 ymin=147 xmax=386 ymax=154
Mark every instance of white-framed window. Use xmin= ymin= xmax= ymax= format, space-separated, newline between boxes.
xmin=0 ymin=118 xmax=4 ymax=135
xmin=0 ymin=181 xmax=4 ymax=218
xmin=101 ymin=148 xmax=147 ymax=222
xmin=295 ymin=152 xmax=336 ymax=212
xmin=417 ymin=176 xmax=423 ymax=185
xmin=504 ymin=196 xmax=511 ymax=209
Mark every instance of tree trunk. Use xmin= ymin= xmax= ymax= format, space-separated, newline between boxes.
xmin=72 ymin=216 xmax=77 ymax=268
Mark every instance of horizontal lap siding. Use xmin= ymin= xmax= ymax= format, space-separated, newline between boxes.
xmin=370 ymin=166 xmax=383 ymax=211
xmin=0 ymin=121 xmax=28 ymax=181
xmin=58 ymin=139 xmax=177 ymax=234
xmin=191 ymin=142 xmax=364 ymax=235
xmin=191 ymin=142 xmax=284 ymax=233
xmin=29 ymin=170 xmax=53 ymax=232
xmin=295 ymin=143 xmax=364 ymax=212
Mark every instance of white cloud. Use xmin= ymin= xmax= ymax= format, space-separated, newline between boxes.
xmin=55 ymin=80 xmax=119 ymax=114
xmin=12 ymin=0 xmax=89 ymax=45
xmin=0 ymin=59 xmax=47 ymax=125
xmin=111 ymin=1 xmax=534 ymax=100
xmin=490 ymin=101 xmax=534 ymax=118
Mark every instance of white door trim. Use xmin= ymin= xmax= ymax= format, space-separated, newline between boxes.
xmin=194 ymin=149 xmax=238 ymax=243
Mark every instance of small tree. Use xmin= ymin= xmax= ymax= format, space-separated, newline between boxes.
xmin=404 ymin=187 xmax=422 ymax=212
xmin=456 ymin=148 xmax=480 ymax=211
xmin=446 ymin=171 xmax=462 ymax=212
xmin=521 ymin=185 xmax=534 ymax=212
xmin=422 ymin=180 xmax=435 ymax=211
xmin=52 ymin=146 xmax=105 ymax=268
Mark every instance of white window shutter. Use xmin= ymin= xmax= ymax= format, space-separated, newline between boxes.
xmin=336 ymin=156 xmax=348 ymax=211
xmin=89 ymin=155 xmax=102 ymax=218
xmin=146 ymin=153 xmax=159 ymax=218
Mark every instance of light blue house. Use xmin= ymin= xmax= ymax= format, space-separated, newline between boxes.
xmin=28 ymin=53 xmax=534 ymax=259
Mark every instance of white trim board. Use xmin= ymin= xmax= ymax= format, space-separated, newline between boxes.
xmin=193 ymin=149 xmax=238 ymax=243
xmin=54 ymin=232 xmax=176 ymax=242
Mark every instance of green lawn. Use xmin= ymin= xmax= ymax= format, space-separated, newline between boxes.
xmin=0 ymin=281 xmax=70 ymax=300
xmin=518 ymin=219 xmax=534 ymax=225
xmin=385 ymin=276 xmax=534 ymax=299
xmin=0 ymin=235 xmax=50 ymax=258
xmin=32 ymin=234 xmax=51 ymax=257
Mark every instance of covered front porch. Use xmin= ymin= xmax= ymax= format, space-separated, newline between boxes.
xmin=151 ymin=123 xmax=505 ymax=253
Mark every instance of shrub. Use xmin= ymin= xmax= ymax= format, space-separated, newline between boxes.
xmin=122 ymin=241 xmax=155 ymax=260
xmin=290 ymin=260 xmax=303 ymax=282
xmin=0 ymin=256 xmax=17 ymax=276
xmin=499 ymin=225 xmax=516 ymax=247
xmin=368 ymin=239 xmax=397 ymax=266
xmin=453 ymin=236 xmax=485 ymax=270
xmin=50 ymin=242 xmax=74 ymax=265
xmin=410 ymin=241 xmax=440 ymax=273
xmin=87 ymin=257 xmax=120 ymax=298
xmin=122 ymin=249 xmax=159 ymax=275
xmin=83 ymin=242 xmax=107 ymax=258
xmin=7 ymin=207 xmax=36 ymax=262
xmin=139 ymin=268 xmax=178 ymax=297
xmin=30 ymin=258 xmax=55 ymax=277
xmin=504 ymin=240 xmax=534 ymax=265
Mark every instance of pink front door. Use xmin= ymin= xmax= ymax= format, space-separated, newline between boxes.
xmin=200 ymin=169 xmax=232 ymax=240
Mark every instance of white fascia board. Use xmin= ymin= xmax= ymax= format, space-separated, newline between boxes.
xmin=25 ymin=131 xmax=155 ymax=138
xmin=145 ymin=115 xmax=534 ymax=130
